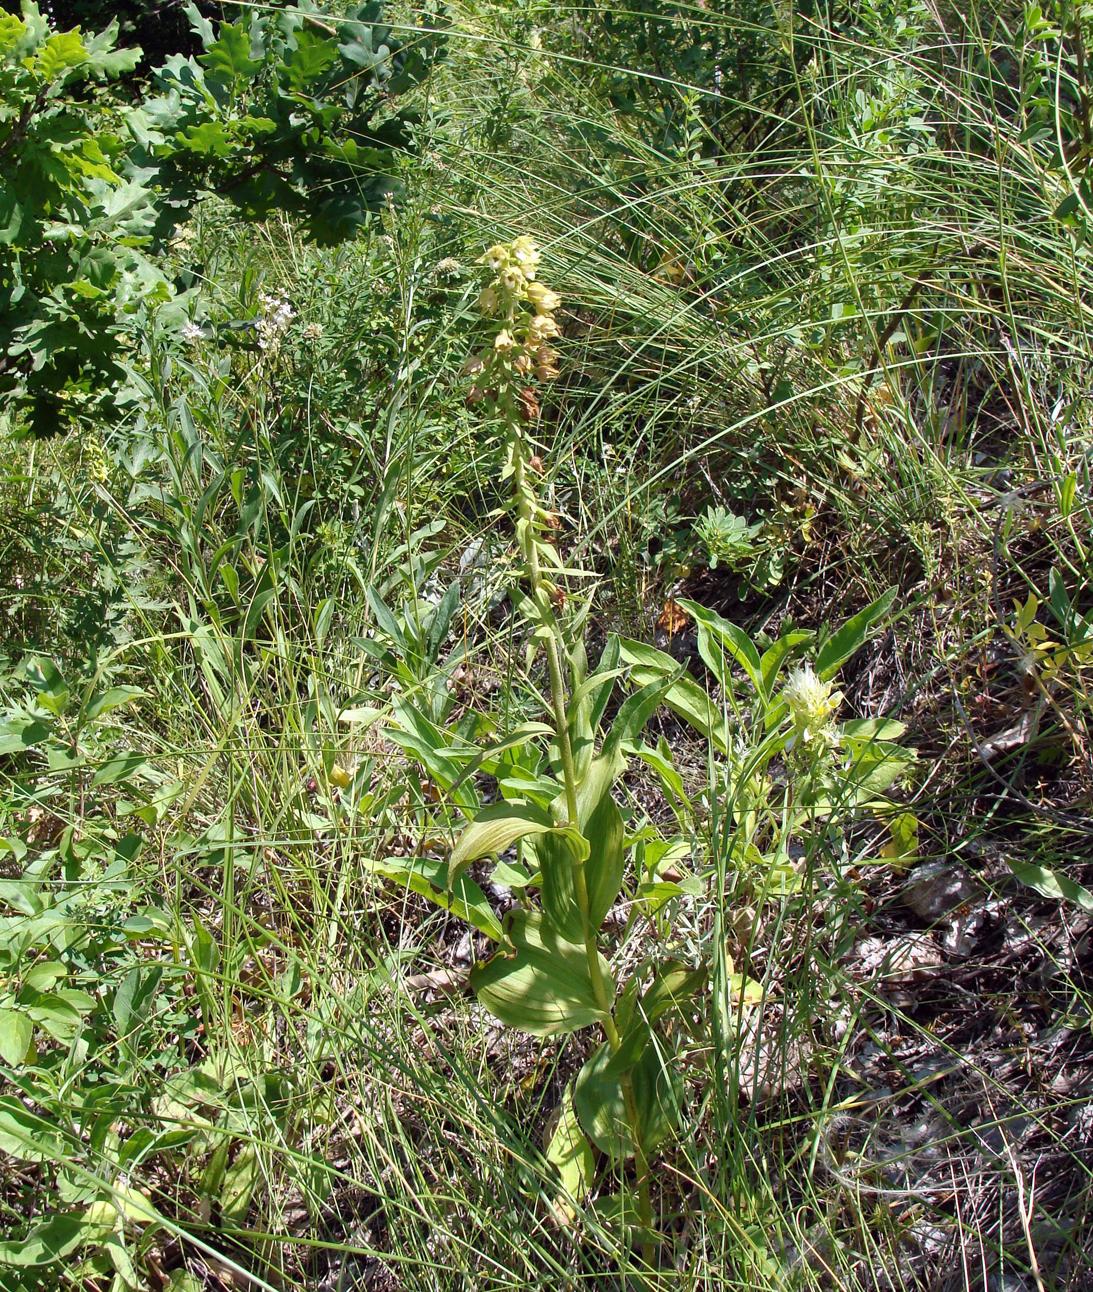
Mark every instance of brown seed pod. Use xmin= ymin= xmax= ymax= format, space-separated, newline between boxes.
xmin=517 ymin=386 xmax=540 ymax=421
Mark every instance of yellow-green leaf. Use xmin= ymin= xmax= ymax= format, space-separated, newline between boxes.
xmin=470 ymin=910 xmax=611 ymax=1037
xmin=33 ymin=30 xmax=88 ymax=81
xmin=573 ymin=1037 xmax=683 ymax=1161
xmin=451 ymin=803 xmax=561 ymax=883
xmin=0 ymin=1008 xmax=32 ymax=1066
xmin=545 ymin=1083 xmax=594 ymax=1215
xmin=370 ymin=855 xmax=503 ymax=942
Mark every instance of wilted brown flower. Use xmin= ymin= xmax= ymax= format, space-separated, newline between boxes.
xmin=517 ymin=387 xmax=540 ymax=421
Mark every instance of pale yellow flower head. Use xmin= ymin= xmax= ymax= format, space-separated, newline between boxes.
xmin=528 ymin=313 xmax=560 ymax=342
xmin=782 ymin=664 xmax=842 ymax=749
xmin=483 ymin=244 xmax=509 ymax=272
xmin=526 ymin=282 xmax=561 ymax=312
xmin=510 ymin=235 xmax=540 ymax=277
xmin=499 ymin=266 xmax=526 ymax=294
xmin=468 ymin=236 xmax=562 ymax=390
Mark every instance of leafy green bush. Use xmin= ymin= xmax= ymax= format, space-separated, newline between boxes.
xmin=0 ymin=1 xmax=440 ymax=436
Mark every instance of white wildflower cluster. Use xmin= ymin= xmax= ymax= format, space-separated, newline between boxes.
xmin=256 ymin=292 xmax=295 ymax=352
xmin=465 ymin=236 xmax=562 ymax=410
xmin=301 ymin=322 xmax=324 ymax=342
xmin=435 ymin=257 xmax=462 ymax=278
xmin=782 ymin=663 xmax=843 ymax=753
xmin=181 ymin=320 xmax=206 ymax=346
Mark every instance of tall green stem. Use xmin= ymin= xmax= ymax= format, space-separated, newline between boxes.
xmin=509 ymin=407 xmax=655 ymax=1254
xmin=474 ymin=242 xmax=656 ymax=1259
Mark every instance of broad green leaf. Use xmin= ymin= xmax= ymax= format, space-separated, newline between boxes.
xmin=283 ymin=27 xmax=338 ymax=89
xmin=450 ymin=803 xmax=559 ymax=882
xmin=841 ymin=718 xmax=907 ymax=743
xmin=34 ymin=30 xmax=88 ymax=81
xmin=573 ymin=1035 xmax=683 ymax=1160
xmin=178 ymin=121 xmax=235 ymax=157
xmin=619 ymin=639 xmax=729 ymax=753
xmin=583 ymin=786 xmax=625 ymax=930
xmin=833 ymin=741 xmax=916 ymax=805
xmin=166 ymin=1272 xmax=205 ymax=1292
xmin=490 ymin=858 xmax=534 ymax=889
xmin=880 ymin=811 xmax=918 ymax=865
xmin=641 ymin=963 xmax=706 ymax=1025
xmin=601 ymin=670 xmax=683 ymax=779
xmin=82 ymin=686 xmax=144 ymax=722
xmin=634 ymin=739 xmax=689 ymax=808
xmin=338 ymin=705 xmax=384 ymax=727
xmin=816 ymin=588 xmax=897 ymax=679
xmin=22 ymin=961 xmax=65 ymax=992
xmin=448 ymin=723 xmax=554 ymax=794
xmin=587 ymin=634 xmax=621 ymax=732
xmin=92 ymin=752 xmax=149 ymax=786
xmin=0 ymin=1098 xmax=66 ymax=1162
xmin=365 ymin=586 xmax=408 ymax=650
xmin=220 ymin=1145 xmax=259 ymax=1225
xmin=535 ymin=829 xmax=585 ymax=943
xmin=102 ymin=1231 xmax=139 ymax=1288
xmin=1008 ymin=859 xmax=1093 ymax=915
xmin=0 ymin=716 xmax=51 ymax=754
xmin=545 ymin=1083 xmax=594 ymax=1209
xmin=470 ymin=910 xmax=611 ymax=1037
xmin=113 ymin=964 xmax=163 ymax=1048
xmin=728 ymin=971 xmax=764 ymax=1006
xmin=0 ymin=1007 xmax=32 ymax=1065
xmin=25 ymin=658 xmax=69 ymax=715
xmin=200 ymin=21 xmax=261 ymax=80
xmin=370 ymin=855 xmax=502 ymax=941
xmin=636 ymin=878 xmax=702 ymax=914
xmin=0 ymin=1212 xmax=91 ymax=1266
xmin=760 ymin=629 xmax=814 ymax=697
xmin=0 ymin=14 xmax=26 ymax=51
xmin=21 ymin=989 xmax=84 ymax=1041
xmin=679 ymin=598 xmax=763 ymax=695
xmin=425 ymin=580 xmax=460 ymax=665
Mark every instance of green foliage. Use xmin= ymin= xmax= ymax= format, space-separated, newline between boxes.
xmin=1 ymin=0 xmax=1090 ymax=1283
xmin=0 ymin=654 xmax=341 ymax=1287
xmin=0 ymin=1 xmax=441 ymax=436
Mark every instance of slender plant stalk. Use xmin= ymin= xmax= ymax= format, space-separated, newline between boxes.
xmin=478 ymin=240 xmax=657 ymax=1251
xmin=524 ymin=478 xmax=657 ymax=1249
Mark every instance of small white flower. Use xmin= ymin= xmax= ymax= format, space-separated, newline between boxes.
xmin=782 ymin=663 xmax=842 ymax=749
xmin=256 ymin=293 xmax=295 ymax=351
xmin=435 ymin=257 xmax=462 ymax=277
xmin=181 ymin=321 xmax=205 ymax=345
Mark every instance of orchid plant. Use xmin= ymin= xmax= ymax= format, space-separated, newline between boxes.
xmin=370 ymin=238 xmax=913 ymax=1252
